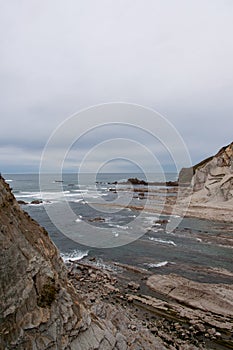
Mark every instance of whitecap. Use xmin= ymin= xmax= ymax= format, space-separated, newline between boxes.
xmin=16 ymin=191 xmax=71 ymax=201
xmin=148 ymin=237 xmax=177 ymax=246
xmin=75 ymin=215 xmax=83 ymax=223
xmin=5 ymin=179 xmax=13 ymax=182
xmin=109 ymin=223 xmax=129 ymax=230
xmin=144 ymin=261 xmax=169 ymax=268
xmin=61 ymin=249 xmax=89 ymax=262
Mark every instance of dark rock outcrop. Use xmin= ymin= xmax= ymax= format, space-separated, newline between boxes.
xmin=31 ymin=199 xmax=43 ymax=205
xmin=127 ymin=178 xmax=148 ymax=186
xmin=17 ymin=200 xmax=28 ymax=205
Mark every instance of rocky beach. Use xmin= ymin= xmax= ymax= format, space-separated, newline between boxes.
xmin=66 ymin=256 xmax=233 ymax=350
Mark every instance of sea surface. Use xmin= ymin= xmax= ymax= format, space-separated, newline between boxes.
xmin=4 ymin=173 xmax=233 ymax=284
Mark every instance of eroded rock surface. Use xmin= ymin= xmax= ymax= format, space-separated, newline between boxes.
xmin=147 ymin=274 xmax=233 ymax=319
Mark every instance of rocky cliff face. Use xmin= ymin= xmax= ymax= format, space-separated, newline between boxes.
xmin=192 ymin=142 xmax=233 ymax=201
xmin=180 ymin=142 xmax=233 ymax=202
xmin=0 ymin=175 xmax=98 ymax=349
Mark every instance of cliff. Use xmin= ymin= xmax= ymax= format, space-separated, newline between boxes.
xmin=0 ymin=175 xmax=99 ymax=349
xmin=180 ymin=142 xmax=233 ymax=202
xmin=192 ymin=142 xmax=233 ymax=198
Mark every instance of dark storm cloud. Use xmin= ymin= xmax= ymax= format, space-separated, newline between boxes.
xmin=1 ymin=0 xmax=233 ymax=172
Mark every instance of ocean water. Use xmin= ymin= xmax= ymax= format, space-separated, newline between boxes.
xmin=4 ymin=173 xmax=233 ymax=284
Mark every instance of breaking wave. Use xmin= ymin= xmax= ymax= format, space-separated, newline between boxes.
xmin=60 ymin=249 xmax=89 ymax=262
xmin=144 ymin=261 xmax=169 ymax=268
xmin=148 ymin=237 xmax=177 ymax=246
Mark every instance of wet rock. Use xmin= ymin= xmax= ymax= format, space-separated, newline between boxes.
xmin=17 ymin=200 xmax=28 ymax=205
xmin=155 ymin=219 xmax=168 ymax=224
xmin=88 ymin=217 xmax=105 ymax=223
xmin=109 ymin=188 xmax=117 ymax=193
xmin=127 ymin=178 xmax=148 ymax=186
xmin=31 ymin=199 xmax=43 ymax=204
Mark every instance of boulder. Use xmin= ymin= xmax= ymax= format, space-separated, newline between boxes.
xmin=31 ymin=200 xmax=43 ymax=205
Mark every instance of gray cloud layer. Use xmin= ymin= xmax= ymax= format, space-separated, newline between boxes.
xmin=1 ymin=0 xmax=233 ymax=173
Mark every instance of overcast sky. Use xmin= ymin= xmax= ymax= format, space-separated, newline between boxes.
xmin=1 ymin=0 xmax=233 ymax=174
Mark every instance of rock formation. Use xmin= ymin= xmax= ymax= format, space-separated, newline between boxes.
xmin=0 ymin=175 xmax=165 ymax=349
xmin=0 ymin=175 xmax=99 ymax=349
xmin=192 ymin=142 xmax=233 ymax=199
xmin=179 ymin=142 xmax=233 ymax=203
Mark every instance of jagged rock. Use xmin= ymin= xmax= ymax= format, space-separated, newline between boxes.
xmin=17 ymin=200 xmax=28 ymax=205
xmin=31 ymin=200 xmax=43 ymax=204
xmin=127 ymin=178 xmax=148 ymax=186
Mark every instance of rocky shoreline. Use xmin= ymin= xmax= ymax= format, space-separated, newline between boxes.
xmin=93 ymin=182 xmax=233 ymax=224
xmin=66 ymin=257 xmax=233 ymax=350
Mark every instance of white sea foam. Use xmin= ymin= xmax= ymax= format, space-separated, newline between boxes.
xmin=61 ymin=249 xmax=89 ymax=262
xmin=145 ymin=261 xmax=169 ymax=268
xmin=149 ymin=237 xmax=177 ymax=246
xmin=75 ymin=215 xmax=83 ymax=223
xmin=27 ymin=202 xmax=44 ymax=207
xmin=15 ymin=191 xmax=71 ymax=200
xmin=145 ymin=227 xmax=159 ymax=233
xmin=109 ymin=223 xmax=129 ymax=230
xmin=73 ymin=189 xmax=88 ymax=193
xmin=5 ymin=179 xmax=13 ymax=182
